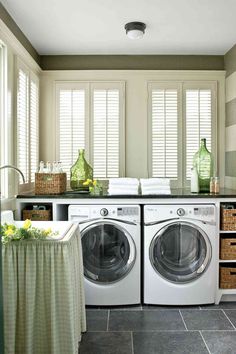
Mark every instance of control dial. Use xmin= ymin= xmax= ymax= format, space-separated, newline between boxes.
xmin=100 ymin=208 xmax=108 ymax=217
xmin=177 ymin=208 xmax=185 ymax=216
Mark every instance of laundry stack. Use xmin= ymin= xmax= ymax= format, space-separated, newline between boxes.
xmin=140 ymin=178 xmax=171 ymax=195
xmin=108 ymin=178 xmax=139 ymax=195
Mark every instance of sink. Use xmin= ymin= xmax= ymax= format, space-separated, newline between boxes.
xmin=14 ymin=221 xmax=73 ymax=240
xmin=1 ymin=211 xmax=74 ymax=241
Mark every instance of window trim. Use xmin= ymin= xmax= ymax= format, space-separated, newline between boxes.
xmin=55 ymin=81 xmax=125 ymax=179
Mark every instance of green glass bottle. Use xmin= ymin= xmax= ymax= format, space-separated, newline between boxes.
xmin=193 ymin=138 xmax=214 ymax=193
xmin=70 ymin=149 xmax=93 ymax=191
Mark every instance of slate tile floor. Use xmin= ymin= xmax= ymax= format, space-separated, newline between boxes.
xmin=79 ymin=303 xmax=236 ymax=354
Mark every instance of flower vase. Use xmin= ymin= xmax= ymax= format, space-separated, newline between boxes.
xmin=193 ymin=138 xmax=214 ymax=193
xmin=70 ymin=149 xmax=93 ymax=191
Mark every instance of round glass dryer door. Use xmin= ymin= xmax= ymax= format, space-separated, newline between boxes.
xmin=150 ymin=222 xmax=211 ymax=283
xmin=81 ymin=221 xmax=136 ymax=284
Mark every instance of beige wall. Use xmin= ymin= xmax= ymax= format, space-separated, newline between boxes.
xmin=40 ymin=70 xmax=225 ymax=182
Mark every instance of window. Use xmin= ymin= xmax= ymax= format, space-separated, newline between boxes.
xmin=0 ymin=40 xmax=7 ymax=198
xmin=148 ymin=81 xmax=216 ymax=187
xmin=56 ymin=82 xmax=125 ymax=178
xmin=17 ymin=60 xmax=39 ymax=190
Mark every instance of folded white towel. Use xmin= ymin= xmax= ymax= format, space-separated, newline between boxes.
xmin=108 ymin=188 xmax=139 ymax=195
xmin=108 ymin=185 xmax=139 ymax=193
xmin=141 ymin=189 xmax=171 ymax=195
xmin=141 ymin=185 xmax=171 ymax=192
xmin=140 ymin=178 xmax=170 ymax=186
xmin=109 ymin=178 xmax=139 ymax=186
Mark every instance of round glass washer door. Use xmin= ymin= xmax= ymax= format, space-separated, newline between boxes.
xmin=150 ymin=221 xmax=211 ymax=283
xmin=81 ymin=221 xmax=136 ymax=284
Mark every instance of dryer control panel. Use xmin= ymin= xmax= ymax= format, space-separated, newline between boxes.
xmin=144 ymin=204 xmax=216 ymax=224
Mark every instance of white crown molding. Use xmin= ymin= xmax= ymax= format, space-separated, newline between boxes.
xmin=0 ymin=19 xmax=41 ymax=74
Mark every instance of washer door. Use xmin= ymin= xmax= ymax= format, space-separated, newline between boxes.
xmin=81 ymin=221 xmax=136 ymax=284
xmin=150 ymin=221 xmax=211 ymax=283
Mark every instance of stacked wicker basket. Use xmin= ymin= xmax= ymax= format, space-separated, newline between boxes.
xmin=220 ymin=205 xmax=236 ymax=289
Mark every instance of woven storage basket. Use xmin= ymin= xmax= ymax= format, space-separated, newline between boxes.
xmin=35 ymin=173 xmax=66 ymax=195
xmin=221 ymin=207 xmax=236 ymax=231
xmin=23 ymin=209 xmax=51 ymax=221
xmin=220 ymin=266 xmax=236 ymax=289
xmin=220 ymin=238 xmax=236 ymax=260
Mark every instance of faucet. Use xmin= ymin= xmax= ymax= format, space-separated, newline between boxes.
xmin=0 ymin=165 xmax=25 ymax=183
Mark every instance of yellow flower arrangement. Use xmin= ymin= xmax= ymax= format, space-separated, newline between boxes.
xmin=83 ymin=178 xmax=97 ymax=187
xmin=1 ymin=219 xmax=58 ymax=245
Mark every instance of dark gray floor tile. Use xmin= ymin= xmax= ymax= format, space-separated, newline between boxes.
xmin=86 ymin=310 xmax=108 ymax=331
xmin=224 ymin=310 xmax=236 ymax=327
xmin=200 ymin=302 xmax=236 ymax=310
xmin=202 ymin=331 xmax=236 ymax=354
xmin=79 ymin=332 xmax=132 ymax=354
xmin=181 ymin=309 xmax=234 ymax=330
xmin=133 ymin=331 xmax=209 ymax=354
xmin=109 ymin=310 xmax=186 ymax=331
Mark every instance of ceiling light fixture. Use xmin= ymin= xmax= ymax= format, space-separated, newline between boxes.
xmin=125 ymin=22 xmax=146 ymax=40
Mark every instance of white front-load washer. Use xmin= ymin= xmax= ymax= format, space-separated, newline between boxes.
xmin=68 ymin=204 xmax=140 ymax=306
xmin=144 ymin=204 xmax=217 ymax=305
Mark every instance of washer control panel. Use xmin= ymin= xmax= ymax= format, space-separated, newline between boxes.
xmin=177 ymin=208 xmax=185 ymax=216
xmin=68 ymin=205 xmax=140 ymax=223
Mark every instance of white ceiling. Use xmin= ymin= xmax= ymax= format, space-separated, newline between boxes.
xmin=1 ymin=0 xmax=236 ymax=55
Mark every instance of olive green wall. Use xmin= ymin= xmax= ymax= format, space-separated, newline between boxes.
xmin=225 ymin=44 xmax=236 ymax=188
xmin=40 ymin=54 xmax=224 ymax=71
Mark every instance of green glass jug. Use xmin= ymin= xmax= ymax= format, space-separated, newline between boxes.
xmin=70 ymin=149 xmax=93 ymax=191
xmin=193 ymin=138 xmax=214 ymax=193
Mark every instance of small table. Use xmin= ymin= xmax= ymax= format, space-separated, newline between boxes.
xmin=2 ymin=223 xmax=86 ymax=354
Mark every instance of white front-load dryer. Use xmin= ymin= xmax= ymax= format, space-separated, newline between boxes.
xmin=144 ymin=204 xmax=217 ymax=305
xmin=69 ymin=204 xmax=140 ymax=306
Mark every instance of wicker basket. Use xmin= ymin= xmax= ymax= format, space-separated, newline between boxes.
xmin=23 ymin=209 xmax=51 ymax=221
xmin=35 ymin=173 xmax=67 ymax=195
xmin=221 ymin=206 xmax=236 ymax=231
xmin=220 ymin=266 xmax=236 ymax=289
xmin=220 ymin=238 xmax=236 ymax=260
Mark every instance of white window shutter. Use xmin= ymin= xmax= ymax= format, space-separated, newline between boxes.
xmin=59 ymin=89 xmax=85 ymax=176
xmin=151 ymin=89 xmax=178 ymax=179
xmin=17 ymin=68 xmax=29 ymax=183
xmin=185 ymin=89 xmax=212 ymax=179
xmin=92 ymin=89 xmax=120 ymax=178
xmin=30 ymin=79 xmax=39 ymax=182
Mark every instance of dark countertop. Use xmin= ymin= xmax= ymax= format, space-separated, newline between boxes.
xmin=17 ymin=188 xmax=236 ymax=199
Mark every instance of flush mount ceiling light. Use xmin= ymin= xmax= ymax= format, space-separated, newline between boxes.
xmin=125 ymin=22 xmax=146 ymax=40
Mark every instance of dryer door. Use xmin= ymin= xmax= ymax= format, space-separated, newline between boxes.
xmin=81 ymin=221 xmax=136 ymax=284
xmin=150 ymin=221 xmax=211 ymax=283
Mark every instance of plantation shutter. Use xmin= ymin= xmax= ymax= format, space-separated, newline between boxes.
xmin=17 ymin=61 xmax=40 ymax=189
xmin=150 ymin=88 xmax=178 ymax=179
xmin=30 ymin=78 xmax=39 ymax=182
xmin=17 ymin=68 xmax=29 ymax=183
xmin=92 ymin=88 xmax=120 ymax=178
xmin=185 ymin=88 xmax=212 ymax=179
xmin=0 ymin=41 xmax=8 ymax=197
xmin=58 ymin=88 xmax=86 ymax=176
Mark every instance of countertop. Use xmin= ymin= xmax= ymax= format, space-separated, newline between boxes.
xmin=17 ymin=188 xmax=236 ymax=199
